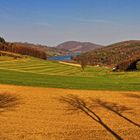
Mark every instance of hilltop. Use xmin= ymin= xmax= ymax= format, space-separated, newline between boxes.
xmin=56 ymin=41 xmax=103 ymax=53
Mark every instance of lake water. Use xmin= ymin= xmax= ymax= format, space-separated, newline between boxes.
xmin=48 ymin=55 xmax=72 ymax=61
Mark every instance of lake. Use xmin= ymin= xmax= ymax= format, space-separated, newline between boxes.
xmin=48 ymin=55 xmax=72 ymax=61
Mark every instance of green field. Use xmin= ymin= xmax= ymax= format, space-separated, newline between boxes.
xmin=0 ymin=56 xmax=140 ymax=91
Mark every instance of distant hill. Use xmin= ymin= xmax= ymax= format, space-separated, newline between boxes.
xmin=56 ymin=41 xmax=103 ymax=53
xmin=75 ymin=40 xmax=140 ymax=70
xmin=14 ymin=42 xmax=71 ymax=57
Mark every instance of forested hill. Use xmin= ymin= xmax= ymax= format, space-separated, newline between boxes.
xmin=14 ymin=42 xmax=71 ymax=57
xmin=56 ymin=41 xmax=103 ymax=53
xmin=0 ymin=37 xmax=47 ymax=59
xmin=75 ymin=40 xmax=140 ymax=68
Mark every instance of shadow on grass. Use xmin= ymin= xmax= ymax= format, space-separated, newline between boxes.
xmin=57 ymin=94 xmax=123 ymax=140
xmin=0 ymin=93 xmax=20 ymax=113
xmin=92 ymin=99 xmax=140 ymax=128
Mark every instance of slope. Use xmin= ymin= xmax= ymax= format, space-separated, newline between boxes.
xmin=75 ymin=40 xmax=140 ymax=70
xmin=56 ymin=41 xmax=103 ymax=53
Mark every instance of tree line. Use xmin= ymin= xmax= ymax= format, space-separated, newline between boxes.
xmin=0 ymin=37 xmax=47 ymax=59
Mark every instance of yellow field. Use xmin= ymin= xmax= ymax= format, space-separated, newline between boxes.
xmin=0 ymin=85 xmax=140 ymax=140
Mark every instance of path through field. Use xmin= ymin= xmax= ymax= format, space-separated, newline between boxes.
xmin=58 ymin=61 xmax=81 ymax=67
xmin=0 ymin=84 xmax=140 ymax=140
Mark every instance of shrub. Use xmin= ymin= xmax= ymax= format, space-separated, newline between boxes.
xmin=0 ymin=37 xmax=5 ymax=43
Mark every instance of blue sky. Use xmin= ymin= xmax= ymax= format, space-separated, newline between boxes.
xmin=0 ymin=0 xmax=140 ymax=46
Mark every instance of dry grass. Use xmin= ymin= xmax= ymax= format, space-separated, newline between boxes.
xmin=0 ymin=84 xmax=140 ymax=140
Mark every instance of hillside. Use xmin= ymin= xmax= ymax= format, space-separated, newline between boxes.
xmin=56 ymin=41 xmax=103 ymax=53
xmin=0 ymin=51 xmax=22 ymax=58
xmin=75 ymin=40 xmax=140 ymax=70
xmin=0 ymin=37 xmax=48 ymax=59
xmin=14 ymin=42 xmax=71 ymax=56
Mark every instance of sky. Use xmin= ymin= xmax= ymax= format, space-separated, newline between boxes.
xmin=0 ymin=0 xmax=140 ymax=46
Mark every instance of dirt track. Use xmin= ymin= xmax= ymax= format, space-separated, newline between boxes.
xmin=59 ymin=61 xmax=81 ymax=67
xmin=0 ymin=84 xmax=140 ymax=140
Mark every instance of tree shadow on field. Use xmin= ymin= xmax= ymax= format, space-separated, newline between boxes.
xmin=0 ymin=93 xmax=20 ymax=113
xmin=57 ymin=94 xmax=123 ymax=140
xmin=123 ymin=93 xmax=140 ymax=99
xmin=92 ymin=99 xmax=140 ymax=128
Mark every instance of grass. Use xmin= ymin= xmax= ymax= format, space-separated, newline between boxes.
xmin=0 ymin=56 xmax=16 ymax=61
xmin=0 ymin=57 xmax=140 ymax=91
xmin=137 ymin=61 xmax=140 ymax=70
xmin=0 ymin=85 xmax=140 ymax=140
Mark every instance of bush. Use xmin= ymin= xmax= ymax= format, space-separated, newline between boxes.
xmin=0 ymin=37 xmax=5 ymax=43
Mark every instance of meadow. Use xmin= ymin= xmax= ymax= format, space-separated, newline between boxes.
xmin=0 ymin=56 xmax=140 ymax=91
